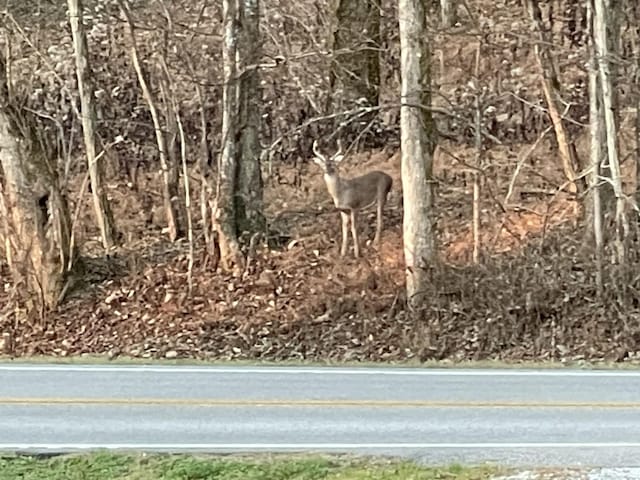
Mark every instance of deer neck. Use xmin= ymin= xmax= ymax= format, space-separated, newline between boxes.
xmin=323 ymin=173 xmax=343 ymax=206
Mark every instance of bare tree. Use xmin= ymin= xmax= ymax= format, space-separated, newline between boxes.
xmin=633 ymin=2 xmax=640 ymax=212
xmin=399 ymin=0 xmax=436 ymax=307
xmin=0 ymin=57 xmax=76 ymax=310
xmin=214 ymin=0 xmax=244 ymax=273
xmin=236 ymin=0 xmax=265 ymax=234
xmin=440 ymin=0 xmax=457 ymax=27
xmin=331 ymin=0 xmax=381 ymax=123
xmin=118 ymin=0 xmax=183 ymax=242
xmin=593 ymin=0 xmax=626 ymax=264
xmin=586 ymin=0 xmax=604 ymax=295
xmin=526 ymin=0 xmax=584 ymax=198
xmin=67 ymin=0 xmax=118 ymax=249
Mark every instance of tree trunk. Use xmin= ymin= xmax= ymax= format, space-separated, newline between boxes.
xmin=236 ymin=0 xmax=265 ymax=235
xmin=330 ymin=0 xmax=381 ymax=143
xmin=586 ymin=0 xmax=604 ymax=295
xmin=0 ymin=71 xmax=76 ymax=310
xmin=594 ymin=0 xmax=626 ymax=265
xmin=635 ymin=11 xmax=640 ymax=212
xmin=67 ymin=0 xmax=118 ymax=249
xmin=215 ymin=0 xmax=244 ymax=273
xmin=399 ymin=0 xmax=436 ymax=308
xmin=157 ymin=69 xmax=186 ymax=234
xmin=440 ymin=0 xmax=457 ymax=27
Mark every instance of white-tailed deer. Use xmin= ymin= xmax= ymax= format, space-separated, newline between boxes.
xmin=312 ymin=140 xmax=392 ymax=258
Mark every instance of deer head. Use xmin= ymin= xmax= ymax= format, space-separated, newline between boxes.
xmin=312 ymin=139 xmax=344 ymax=176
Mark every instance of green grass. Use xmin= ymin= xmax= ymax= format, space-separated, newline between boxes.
xmin=0 ymin=453 xmax=501 ymax=480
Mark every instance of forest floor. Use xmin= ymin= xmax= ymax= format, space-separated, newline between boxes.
xmin=1 ymin=0 xmax=640 ymax=364
xmin=2 ymin=136 xmax=639 ymax=365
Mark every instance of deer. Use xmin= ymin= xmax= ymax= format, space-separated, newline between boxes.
xmin=311 ymin=139 xmax=393 ymax=258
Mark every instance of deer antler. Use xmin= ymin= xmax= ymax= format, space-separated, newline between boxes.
xmin=332 ymin=139 xmax=344 ymax=163
xmin=312 ymin=140 xmax=327 ymax=164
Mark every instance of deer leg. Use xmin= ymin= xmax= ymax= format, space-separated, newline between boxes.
xmin=350 ymin=210 xmax=360 ymax=258
xmin=340 ymin=211 xmax=349 ymax=257
xmin=373 ymin=198 xmax=384 ymax=247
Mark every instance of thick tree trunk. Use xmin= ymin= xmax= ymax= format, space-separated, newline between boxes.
xmin=0 ymin=99 xmax=76 ymax=310
xmin=68 ymin=0 xmax=118 ymax=249
xmin=236 ymin=0 xmax=265 ymax=235
xmin=215 ymin=0 xmax=244 ymax=273
xmin=331 ymin=0 xmax=381 ymax=117
xmin=399 ymin=0 xmax=436 ymax=308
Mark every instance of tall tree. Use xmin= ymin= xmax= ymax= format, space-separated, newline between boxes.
xmin=440 ymin=0 xmax=457 ymax=27
xmin=214 ymin=0 xmax=244 ymax=272
xmin=67 ymin=0 xmax=118 ymax=249
xmin=399 ymin=0 xmax=436 ymax=308
xmin=236 ymin=0 xmax=264 ymax=234
xmin=331 ymin=0 xmax=381 ymax=113
xmin=0 ymin=57 xmax=76 ymax=310
xmin=593 ymin=0 xmax=626 ymax=264
xmin=586 ymin=0 xmax=604 ymax=294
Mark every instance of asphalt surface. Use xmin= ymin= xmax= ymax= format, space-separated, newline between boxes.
xmin=1 ymin=364 xmax=640 ymax=466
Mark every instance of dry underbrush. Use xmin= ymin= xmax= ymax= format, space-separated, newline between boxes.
xmin=1 ymin=146 xmax=640 ymax=363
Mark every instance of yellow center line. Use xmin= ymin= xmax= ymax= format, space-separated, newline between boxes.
xmin=0 ymin=398 xmax=639 ymax=408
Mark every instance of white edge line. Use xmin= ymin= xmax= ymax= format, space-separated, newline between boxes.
xmin=1 ymin=364 xmax=640 ymax=377
xmin=2 ymin=443 xmax=640 ymax=450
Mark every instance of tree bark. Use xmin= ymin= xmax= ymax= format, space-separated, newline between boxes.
xmin=331 ymin=0 xmax=381 ymax=114
xmin=215 ymin=0 xmax=244 ymax=273
xmin=236 ymin=0 xmax=265 ymax=235
xmin=399 ymin=0 xmax=436 ymax=308
xmin=440 ymin=0 xmax=457 ymax=27
xmin=594 ymin=0 xmax=626 ymax=264
xmin=67 ymin=0 xmax=118 ymax=249
xmin=634 ymin=2 xmax=640 ymax=212
xmin=0 ymin=67 xmax=76 ymax=310
xmin=586 ymin=0 xmax=604 ymax=295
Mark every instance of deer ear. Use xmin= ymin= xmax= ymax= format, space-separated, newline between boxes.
xmin=333 ymin=154 xmax=345 ymax=164
xmin=312 ymin=157 xmax=326 ymax=168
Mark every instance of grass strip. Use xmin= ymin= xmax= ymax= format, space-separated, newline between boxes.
xmin=0 ymin=453 xmax=501 ymax=480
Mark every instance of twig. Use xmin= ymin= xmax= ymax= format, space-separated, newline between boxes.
xmin=504 ymin=125 xmax=552 ymax=206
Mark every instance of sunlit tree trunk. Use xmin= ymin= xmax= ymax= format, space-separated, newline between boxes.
xmin=399 ymin=0 xmax=436 ymax=308
xmin=586 ymin=0 xmax=604 ymax=295
xmin=215 ymin=0 xmax=244 ymax=273
xmin=0 ymin=58 xmax=76 ymax=311
xmin=68 ymin=0 xmax=118 ymax=249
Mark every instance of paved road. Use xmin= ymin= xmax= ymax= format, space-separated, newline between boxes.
xmin=1 ymin=363 xmax=640 ymax=466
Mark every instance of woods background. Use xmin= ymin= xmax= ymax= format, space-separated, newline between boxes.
xmin=1 ymin=0 xmax=639 ymax=363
